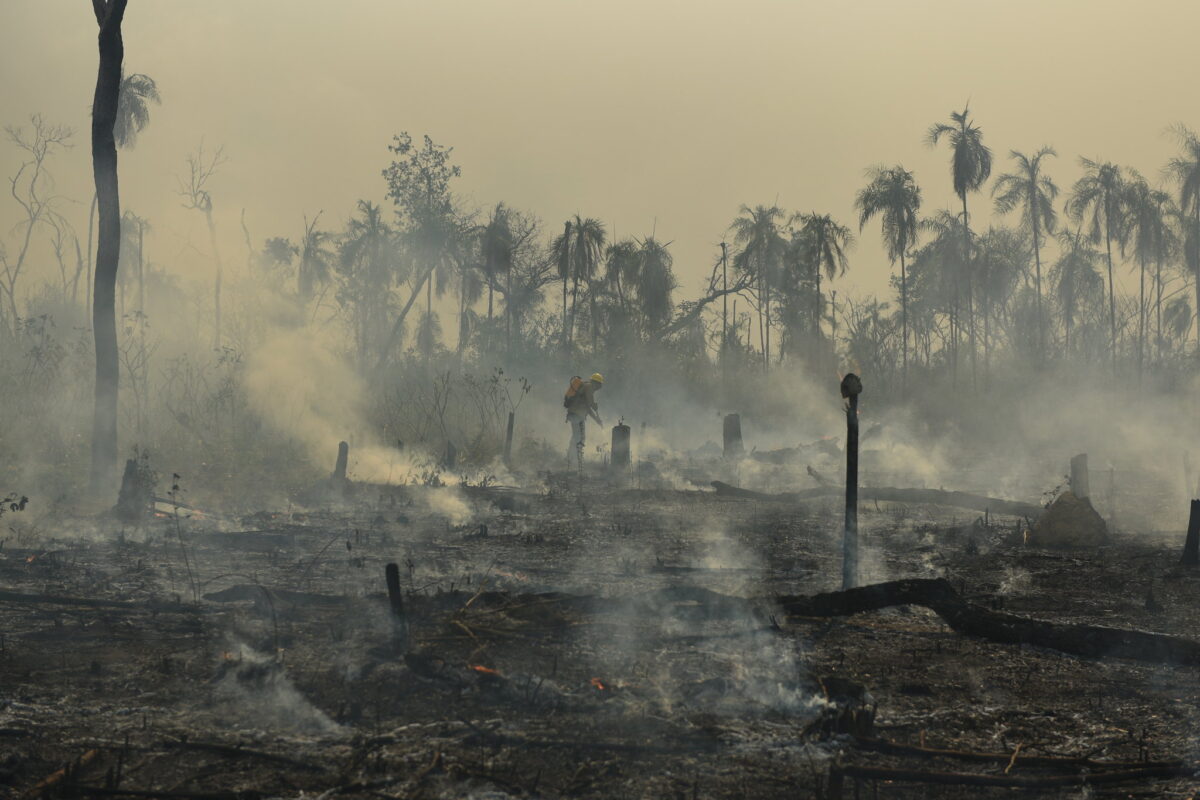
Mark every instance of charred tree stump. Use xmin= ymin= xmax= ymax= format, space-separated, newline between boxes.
xmin=611 ymin=424 xmax=631 ymax=480
xmin=1070 ymin=453 xmax=1089 ymax=499
xmin=114 ymin=457 xmax=153 ymax=524
xmin=384 ymin=562 xmax=408 ymax=652
xmin=723 ymin=413 xmax=743 ymax=459
xmin=503 ymin=411 xmax=515 ymax=466
xmin=444 ymin=441 xmax=457 ymax=471
xmin=841 ymin=374 xmax=862 ymax=590
xmin=1181 ymin=499 xmax=1200 ymax=566
xmin=333 ymin=441 xmax=349 ymax=482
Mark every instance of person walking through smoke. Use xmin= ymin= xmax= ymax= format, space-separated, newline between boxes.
xmin=564 ymin=372 xmax=603 ymax=469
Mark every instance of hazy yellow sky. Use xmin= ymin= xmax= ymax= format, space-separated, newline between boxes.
xmin=1 ymin=0 xmax=1197 ymax=306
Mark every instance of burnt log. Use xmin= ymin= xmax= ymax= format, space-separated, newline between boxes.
xmin=780 ymin=578 xmax=1200 ymax=666
xmin=852 ymin=737 xmax=1182 ymax=770
xmin=828 ymin=763 xmax=1193 ymax=798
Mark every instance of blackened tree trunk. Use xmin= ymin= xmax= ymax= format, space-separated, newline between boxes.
xmin=89 ymin=0 xmax=129 ymax=495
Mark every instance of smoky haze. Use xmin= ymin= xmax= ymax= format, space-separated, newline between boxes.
xmin=1 ymin=0 xmax=1196 ymax=304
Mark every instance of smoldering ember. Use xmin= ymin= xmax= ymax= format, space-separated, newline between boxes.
xmin=7 ymin=5 xmax=1200 ymax=800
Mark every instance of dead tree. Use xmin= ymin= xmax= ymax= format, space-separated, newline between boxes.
xmin=2 ymin=117 xmax=73 ymax=334
xmin=89 ymin=0 xmax=129 ymax=494
xmin=178 ymin=142 xmax=228 ymax=349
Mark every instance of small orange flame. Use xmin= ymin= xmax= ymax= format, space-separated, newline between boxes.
xmin=590 ymin=678 xmax=607 ymax=691
xmin=471 ymin=664 xmax=500 ymax=676
xmin=25 ymin=554 xmax=37 ymax=564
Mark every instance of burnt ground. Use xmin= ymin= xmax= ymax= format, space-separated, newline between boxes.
xmin=3 ymin=475 xmax=1200 ymax=799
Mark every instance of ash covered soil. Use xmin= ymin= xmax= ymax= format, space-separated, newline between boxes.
xmin=3 ymin=476 xmax=1200 ymax=799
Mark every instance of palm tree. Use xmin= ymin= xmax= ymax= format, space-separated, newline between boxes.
xmin=297 ymin=213 xmax=335 ymax=304
xmin=339 ymin=200 xmax=397 ymax=365
xmin=992 ymin=147 xmax=1057 ymax=360
xmin=453 ymin=254 xmax=483 ymax=359
xmin=855 ymin=166 xmax=921 ymax=385
xmin=480 ymin=203 xmax=514 ymax=346
xmin=730 ymin=204 xmax=787 ymax=369
xmin=113 ymin=73 xmax=160 ymax=149
xmin=633 ymin=236 xmax=676 ymax=331
xmin=974 ymin=226 xmax=1028 ymax=377
xmin=1148 ymin=189 xmax=1179 ymax=365
xmin=604 ymin=239 xmax=640 ymax=316
xmin=1123 ymin=177 xmax=1176 ymax=375
xmin=1051 ymin=229 xmax=1104 ymax=358
xmin=792 ymin=213 xmax=854 ymax=347
xmin=551 ymin=216 xmax=606 ymax=355
xmin=1067 ymin=158 xmax=1127 ymax=375
xmin=1166 ymin=125 xmax=1200 ymax=356
xmin=927 ymin=104 xmax=992 ymax=387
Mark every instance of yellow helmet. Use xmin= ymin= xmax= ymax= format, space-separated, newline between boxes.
xmin=590 ymin=372 xmax=604 ymax=385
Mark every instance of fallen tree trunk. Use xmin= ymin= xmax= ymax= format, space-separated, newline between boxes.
xmin=711 ymin=480 xmax=1044 ymax=518
xmin=0 ymin=590 xmax=198 ymax=613
xmin=852 ymin=737 xmax=1182 ymax=770
xmin=780 ymin=578 xmax=1200 ymax=666
xmin=828 ymin=763 xmax=1193 ymax=797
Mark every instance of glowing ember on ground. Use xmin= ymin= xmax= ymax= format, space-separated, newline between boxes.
xmin=590 ymin=678 xmax=608 ymax=691
xmin=470 ymin=664 xmax=500 ymax=676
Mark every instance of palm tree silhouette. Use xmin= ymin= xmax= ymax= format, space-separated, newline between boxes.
xmin=480 ymin=203 xmax=514 ymax=343
xmin=633 ymin=236 xmax=676 ymax=331
xmin=730 ymin=205 xmax=786 ymax=369
xmin=552 ymin=220 xmax=571 ymax=354
xmin=297 ymin=213 xmax=335 ymax=304
xmin=339 ymin=200 xmax=397 ymax=364
xmin=928 ymin=104 xmax=992 ymax=387
xmin=551 ymin=216 xmax=606 ymax=355
xmin=992 ymin=147 xmax=1057 ymax=360
xmin=792 ymin=212 xmax=854 ymax=348
xmin=855 ymin=166 xmax=921 ymax=386
xmin=1123 ymin=177 xmax=1176 ymax=373
xmin=1051 ymin=228 xmax=1104 ymax=358
xmin=1067 ymin=158 xmax=1127 ymax=375
xmin=113 ymin=72 xmax=160 ymax=148
xmin=1165 ymin=125 xmax=1200 ymax=356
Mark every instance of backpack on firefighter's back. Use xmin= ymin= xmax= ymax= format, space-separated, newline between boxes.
xmin=563 ymin=376 xmax=584 ymax=409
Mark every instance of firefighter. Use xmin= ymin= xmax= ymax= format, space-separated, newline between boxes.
xmin=564 ymin=372 xmax=603 ymax=468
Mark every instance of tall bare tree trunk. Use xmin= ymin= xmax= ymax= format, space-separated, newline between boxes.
xmin=1104 ymin=224 xmax=1117 ymax=377
xmin=1194 ymin=206 xmax=1200 ymax=360
xmin=1137 ymin=253 xmax=1146 ymax=379
xmin=961 ymin=194 xmax=976 ymax=390
xmin=1031 ymin=207 xmax=1044 ymax=363
xmin=899 ymin=251 xmax=908 ymax=393
xmin=1155 ymin=255 xmax=1163 ymax=363
xmin=89 ymin=0 xmax=128 ymax=495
